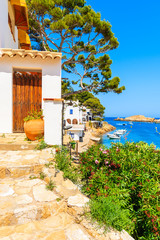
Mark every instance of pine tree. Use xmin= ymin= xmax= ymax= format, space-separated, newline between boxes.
xmin=27 ymin=0 xmax=125 ymax=97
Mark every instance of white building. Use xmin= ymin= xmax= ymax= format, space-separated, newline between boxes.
xmin=64 ymin=101 xmax=83 ymax=126
xmin=64 ymin=100 xmax=93 ymax=126
xmin=66 ymin=124 xmax=85 ymax=142
xmin=0 ymin=0 xmax=62 ymax=145
xmin=81 ymin=107 xmax=93 ymax=122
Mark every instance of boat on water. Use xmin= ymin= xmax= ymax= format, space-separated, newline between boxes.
xmin=107 ymin=133 xmax=120 ymax=139
xmin=114 ymin=129 xmax=127 ymax=135
xmin=129 ymin=121 xmax=133 ymax=125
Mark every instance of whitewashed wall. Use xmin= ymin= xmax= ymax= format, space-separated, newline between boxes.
xmin=64 ymin=105 xmax=82 ymax=126
xmin=44 ymin=101 xmax=62 ymax=145
xmin=0 ymin=55 xmax=62 ymax=145
xmin=0 ymin=0 xmax=18 ymax=49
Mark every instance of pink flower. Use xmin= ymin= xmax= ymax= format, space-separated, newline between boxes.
xmin=105 ymin=161 xmax=109 ymax=165
xmin=99 ymin=148 xmax=103 ymax=151
xmin=103 ymin=150 xmax=107 ymax=154
xmin=116 ymin=147 xmax=119 ymax=152
xmin=95 ymin=160 xmax=99 ymax=164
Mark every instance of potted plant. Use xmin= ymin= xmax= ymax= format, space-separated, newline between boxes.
xmin=24 ymin=110 xmax=44 ymax=141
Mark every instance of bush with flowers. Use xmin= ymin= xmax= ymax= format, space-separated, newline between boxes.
xmin=79 ymin=142 xmax=160 ymax=240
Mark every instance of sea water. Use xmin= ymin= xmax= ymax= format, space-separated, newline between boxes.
xmin=102 ymin=117 xmax=160 ymax=149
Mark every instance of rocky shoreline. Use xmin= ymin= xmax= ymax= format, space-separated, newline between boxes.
xmin=115 ymin=115 xmax=160 ymax=123
xmin=91 ymin=121 xmax=116 ymax=137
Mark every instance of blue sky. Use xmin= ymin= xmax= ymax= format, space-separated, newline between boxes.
xmin=87 ymin=0 xmax=160 ymax=117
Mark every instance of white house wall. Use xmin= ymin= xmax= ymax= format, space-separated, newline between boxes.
xmin=0 ymin=55 xmax=61 ymax=134
xmin=64 ymin=106 xmax=82 ymax=125
xmin=44 ymin=101 xmax=62 ymax=145
xmin=0 ymin=72 xmax=12 ymax=132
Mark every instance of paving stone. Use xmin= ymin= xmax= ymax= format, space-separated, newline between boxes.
xmin=62 ymin=179 xmax=78 ymax=190
xmin=45 ymin=230 xmax=66 ymax=240
xmin=16 ymin=179 xmax=42 ymax=188
xmin=33 ymin=184 xmax=58 ymax=202
xmin=65 ymin=224 xmax=91 ymax=240
xmin=0 ymin=185 xmax=14 ymax=197
xmin=120 ymin=230 xmax=135 ymax=240
xmin=15 ymin=194 xmax=33 ymax=205
xmin=8 ymin=233 xmax=36 ymax=240
xmin=14 ymin=205 xmax=38 ymax=224
xmin=68 ymin=194 xmax=89 ymax=208
xmin=37 ymin=213 xmax=73 ymax=230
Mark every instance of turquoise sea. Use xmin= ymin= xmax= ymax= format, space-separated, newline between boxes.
xmin=102 ymin=117 xmax=160 ymax=149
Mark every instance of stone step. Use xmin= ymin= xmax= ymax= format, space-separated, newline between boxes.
xmin=0 ymin=133 xmax=39 ymax=151
xmin=0 ymin=177 xmax=62 ymax=227
xmin=0 ymin=149 xmax=53 ymax=178
xmin=0 ymin=213 xmax=95 ymax=240
xmin=0 ymin=143 xmax=37 ymax=151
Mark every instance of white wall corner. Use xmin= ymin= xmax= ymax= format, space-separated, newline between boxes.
xmin=44 ymin=101 xmax=62 ymax=146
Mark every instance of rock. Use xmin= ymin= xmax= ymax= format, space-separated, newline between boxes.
xmin=37 ymin=212 xmax=73 ymax=230
xmin=15 ymin=194 xmax=33 ymax=205
xmin=33 ymin=184 xmax=58 ymax=202
xmin=24 ymin=154 xmax=37 ymax=160
xmin=7 ymin=233 xmax=35 ymax=240
xmin=115 ymin=115 xmax=155 ymax=122
xmin=42 ymin=168 xmax=52 ymax=178
xmin=53 ymin=171 xmax=64 ymax=185
xmin=0 ymin=237 xmax=11 ymax=240
xmin=55 ymin=179 xmax=79 ymax=198
xmin=62 ymin=179 xmax=78 ymax=190
xmin=108 ymin=231 xmax=121 ymax=240
xmin=14 ymin=205 xmax=38 ymax=224
xmin=17 ymin=179 xmax=42 ymax=188
xmin=46 ymin=231 xmax=66 ymax=240
xmin=68 ymin=194 xmax=89 ymax=208
xmin=120 ymin=230 xmax=135 ymax=240
xmin=0 ymin=184 xmax=14 ymax=197
xmin=65 ymin=224 xmax=91 ymax=240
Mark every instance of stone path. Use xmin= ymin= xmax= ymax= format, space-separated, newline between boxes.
xmin=0 ymin=147 xmax=134 ymax=240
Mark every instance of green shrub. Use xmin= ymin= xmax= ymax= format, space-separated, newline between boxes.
xmin=55 ymin=146 xmax=79 ymax=183
xmin=89 ymin=196 xmax=134 ymax=233
xmin=79 ymin=142 xmax=160 ymax=240
xmin=35 ymin=140 xmax=48 ymax=150
xmin=24 ymin=110 xmax=43 ymax=122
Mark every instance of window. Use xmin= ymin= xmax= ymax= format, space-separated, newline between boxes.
xmin=70 ymin=109 xmax=73 ymax=114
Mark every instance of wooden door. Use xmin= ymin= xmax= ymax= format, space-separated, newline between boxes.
xmin=13 ymin=70 xmax=42 ymax=132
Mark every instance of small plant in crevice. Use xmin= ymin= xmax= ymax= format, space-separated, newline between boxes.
xmin=45 ymin=161 xmax=54 ymax=168
xmin=29 ymin=175 xmax=37 ymax=180
xmin=56 ymin=197 xmax=62 ymax=202
xmin=24 ymin=136 xmax=32 ymax=141
xmin=39 ymin=172 xmax=46 ymax=180
xmin=35 ymin=140 xmax=48 ymax=150
xmin=1 ymin=133 xmax=5 ymax=138
xmin=46 ymin=179 xmax=55 ymax=191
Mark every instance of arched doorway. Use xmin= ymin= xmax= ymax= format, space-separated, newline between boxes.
xmin=72 ymin=119 xmax=78 ymax=124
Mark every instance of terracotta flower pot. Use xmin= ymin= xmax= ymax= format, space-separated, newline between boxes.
xmin=24 ymin=119 xmax=44 ymax=141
